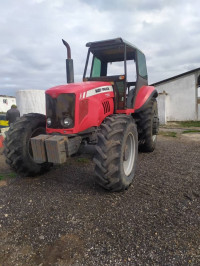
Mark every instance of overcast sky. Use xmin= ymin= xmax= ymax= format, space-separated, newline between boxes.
xmin=0 ymin=0 xmax=200 ymax=96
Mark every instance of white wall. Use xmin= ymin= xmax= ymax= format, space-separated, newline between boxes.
xmin=155 ymin=73 xmax=197 ymax=121
xmin=157 ymin=93 xmax=167 ymax=124
xmin=198 ymin=104 xmax=200 ymax=120
xmin=198 ymin=87 xmax=200 ymax=97
xmin=0 ymin=96 xmax=16 ymax=113
xmin=16 ymin=90 xmax=45 ymax=116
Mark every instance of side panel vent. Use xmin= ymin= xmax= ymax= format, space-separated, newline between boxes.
xmin=102 ymin=101 xmax=110 ymax=114
xmin=79 ymin=99 xmax=88 ymax=124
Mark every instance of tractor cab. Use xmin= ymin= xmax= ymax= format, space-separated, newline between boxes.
xmin=83 ymin=38 xmax=148 ymax=110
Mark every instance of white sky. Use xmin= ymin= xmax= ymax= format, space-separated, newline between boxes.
xmin=0 ymin=0 xmax=200 ymax=96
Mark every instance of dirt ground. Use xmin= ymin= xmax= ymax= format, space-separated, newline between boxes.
xmin=0 ymin=135 xmax=200 ymax=265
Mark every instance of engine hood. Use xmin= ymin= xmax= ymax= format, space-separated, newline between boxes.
xmin=46 ymin=81 xmax=112 ymax=97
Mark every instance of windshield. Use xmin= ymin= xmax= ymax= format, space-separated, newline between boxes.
xmin=83 ymin=45 xmax=139 ymax=110
xmin=83 ymin=44 xmax=137 ymax=81
xmin=85 ymin=52 xmax=136 ymax=83
xmin=84 ymin=45 xmax=126 ymax=79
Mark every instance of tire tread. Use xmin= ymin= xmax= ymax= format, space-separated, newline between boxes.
xmin=93 ymin=115 xmax=138 ymax=191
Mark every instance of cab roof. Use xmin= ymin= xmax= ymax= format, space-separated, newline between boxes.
xmin=86 ymin=37 xmax=144 ymax=62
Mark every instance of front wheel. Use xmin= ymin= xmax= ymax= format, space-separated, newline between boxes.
xmin=3 ymin=113 xmax=52 ymax=177
xmin=93 ymin=115 xmax=138 ymax=192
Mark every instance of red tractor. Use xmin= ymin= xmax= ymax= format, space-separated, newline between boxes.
xmin=4 ymin=38 xmax=159 ymax=191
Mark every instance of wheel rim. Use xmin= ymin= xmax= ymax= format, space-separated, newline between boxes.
xmin=152 ymin=134 xmax=157 ymax=142
xmin=123 ymin=132 xmax=135 ymax=176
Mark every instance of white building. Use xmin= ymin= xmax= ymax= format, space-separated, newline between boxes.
xmin=0 ymin=95 xmax=16 ymax=113
xmin=152 ymin=68 xmax=200 ymax=124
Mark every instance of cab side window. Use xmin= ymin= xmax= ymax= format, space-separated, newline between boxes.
xmin=137 ymin=51 xmax=148 ymax=79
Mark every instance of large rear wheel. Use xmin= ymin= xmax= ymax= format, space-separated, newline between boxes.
xmin=93 ymin=115 xmax=138 ymax=192
xmin=137 ymin=98 xmax=159 ymax=152
xmin=3 ymin=113 xmax=52 ymax=177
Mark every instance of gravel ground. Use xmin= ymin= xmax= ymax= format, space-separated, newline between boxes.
xmin=0 ymin=135 xmax=200 ymax=265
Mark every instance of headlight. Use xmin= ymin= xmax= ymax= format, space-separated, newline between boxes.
xmin=47 ymin=117 xmax=51 ymax=126
xmin=63 ymin=117 xmax=73 ymax=127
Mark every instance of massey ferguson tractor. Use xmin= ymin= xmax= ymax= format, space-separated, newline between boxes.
xmin=4 ymin=38 xmax=159 ymax=191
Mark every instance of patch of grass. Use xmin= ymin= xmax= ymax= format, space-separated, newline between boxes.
xmin=182 ymin=130 xmax=200 ymax=134
xmin=7 ymin=172 xmax=17 ymax=178
xmin=0 ymin=172 xmax=17 ymax=181
xmin=159 ymin=131 xmax=177 ymax=137
xmin=178 ymin=121 xmax=200 ymax=127
xmin=0 ymin=175 xmax=5 ymax=181
xmin=76 ymin=157 xmax=91 ymax=164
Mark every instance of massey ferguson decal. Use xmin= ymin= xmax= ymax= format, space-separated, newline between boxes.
xmin=79 ymin=86 xmax=113 ymax=99
xmin=86 ymin=86 xmax=113 ymax=98
xmin=95 ymin=87 xmax=110 ymax=93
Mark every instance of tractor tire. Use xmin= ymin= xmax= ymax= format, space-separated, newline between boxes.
xmin=3 ymin=113 xmax=52 ymax=177
xmin=136 ymin=98 xmax=159 ymax=152
xmin=93 ymin=115 xmax=138 ymax=192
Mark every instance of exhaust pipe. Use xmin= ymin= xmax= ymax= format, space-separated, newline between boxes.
xmin=62 ymin=39 xmax=74 ymax=83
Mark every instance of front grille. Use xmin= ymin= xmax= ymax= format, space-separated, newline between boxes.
xmin=46 ymin=93 xmax=75 ymax=128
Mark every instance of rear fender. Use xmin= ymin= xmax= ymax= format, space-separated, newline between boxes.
xmin=134 ymin=86 xmax=158 ymax=112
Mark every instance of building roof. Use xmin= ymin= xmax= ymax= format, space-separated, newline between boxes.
xmin=151 ymin=67 xmax=200 ymax=86
xmin=0 ymin=95 xmax=16 ymax=98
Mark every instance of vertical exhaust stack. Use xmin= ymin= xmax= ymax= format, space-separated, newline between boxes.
xmin=62 ymin=39 xmax=74 ymax=83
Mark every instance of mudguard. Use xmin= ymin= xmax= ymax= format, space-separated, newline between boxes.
xmin=134 ymin=86 xmax=158 ymax=112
